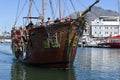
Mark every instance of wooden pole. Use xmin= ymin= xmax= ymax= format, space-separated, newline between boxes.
xmin=59 ymin=0 xmax=62 ymax=22
xmin=42 ymin=0 xmax=45 ymax=22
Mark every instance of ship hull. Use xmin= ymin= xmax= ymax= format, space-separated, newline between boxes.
xmin=12 ymin=22 xmax=82 ymax=68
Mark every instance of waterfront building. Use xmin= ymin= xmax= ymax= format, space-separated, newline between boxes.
xmin=91 ymin=16 xmax=120 ymax=38
xmin=0 ymin=32 xmax=11 ymax=43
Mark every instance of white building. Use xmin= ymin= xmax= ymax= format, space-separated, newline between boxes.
xmin=91 ymin=16 xmax=120 ymax=38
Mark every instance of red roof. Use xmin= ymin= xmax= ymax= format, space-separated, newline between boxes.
xmin=108 ymin=35 xmax=120 ymax=39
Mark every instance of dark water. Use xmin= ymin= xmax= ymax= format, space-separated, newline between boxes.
xmin=0 ymin=43 xmax=120 ymax=80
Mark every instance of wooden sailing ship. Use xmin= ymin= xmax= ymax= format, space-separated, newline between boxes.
xmin=11 ymin=0 xmax=99 ymax=68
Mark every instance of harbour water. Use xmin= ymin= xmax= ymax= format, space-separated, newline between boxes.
xmin=0 ymin=43 xmax=120 ymax=80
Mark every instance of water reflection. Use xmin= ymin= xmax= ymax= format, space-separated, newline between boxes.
xmin=74 ymin=48 xmax=120 ymax=79
xmin=91 ymin=48 xmax=120 ymax=72
xmin=11 ymin=61 xmax=76 ymax=80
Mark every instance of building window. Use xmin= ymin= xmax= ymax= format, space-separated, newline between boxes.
xmin=114 ymin=26 xmax=118 ymax=29
xmin=95 ymin=26 xmax=97 ymax=29
xmin=105 ymin=26 xmax=108 ymax=29
xmin=114 ymin=32 xmax=118 ymax=34
xmin=110 ymin=32 xmax=112 ymax=34
xmin=105 ymin=32 xmax=108 ymax=34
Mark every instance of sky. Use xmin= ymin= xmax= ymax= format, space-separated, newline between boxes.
xmin=0 ymin=0 xmax=119 ymax=32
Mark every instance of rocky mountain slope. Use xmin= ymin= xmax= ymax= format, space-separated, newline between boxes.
xmin=69 ymin=6 xmax=119 ymax=23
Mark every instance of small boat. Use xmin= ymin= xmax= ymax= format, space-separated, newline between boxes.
xmin=98 ymin=35 xmax=120 ymax=48
xmin=11 ymin=0 xmax=99 ymax=68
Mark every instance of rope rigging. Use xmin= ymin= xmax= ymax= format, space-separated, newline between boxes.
xmin=59 ymin=0 xmax=76 ymax=18
xmin=53 ymin=0 xmax=59 ymax=20
xmin=13 ymin=0 xmax=28 ymax=27
xmin=28 ymin=0 xmax=33 ymax=18
xmin=24 ymin=0 xmax=42 ymax=26
xmin=24 ymin=0 xmax=34 ymax=26
xmin=49 ymin=0 xmax=55 ymax=20
xmin=14 ymin=0 xmax=20 ymax=27
xmin=69 ymin=0 xmax=76 ymax=12
xmin=13 ymin=0 xmax=99 ymax=26
xmin=62 ymin=1 xmax=66 ymax=18
xmin=33 ymin=0 xmax=41 ymax=16
xmin=14 ymin=0 xmax=42 ymax=27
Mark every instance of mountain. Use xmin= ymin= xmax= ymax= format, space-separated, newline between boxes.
xmin=69 ymin=6 xmax=119 ymax=24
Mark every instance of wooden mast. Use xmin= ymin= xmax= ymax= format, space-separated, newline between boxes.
xmin=42 ymin=0 xmax=45 ymax=23
xmin=29 ymin=0 xmax=33 ymax=21
xmin=59 ymin=0 xmax=62 ymax=22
